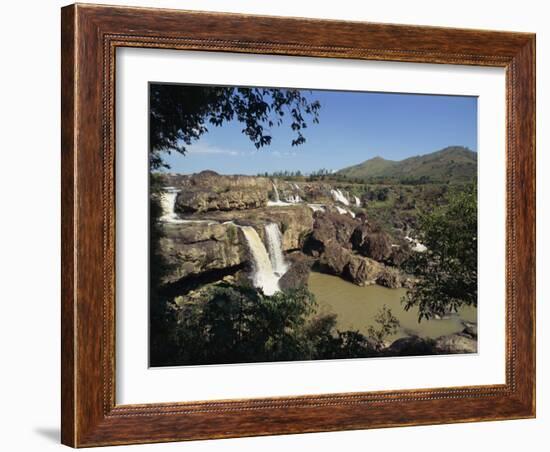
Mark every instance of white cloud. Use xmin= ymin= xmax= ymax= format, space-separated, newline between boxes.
xmin=186 ymin=141 xmax=297 ymax=159
xmin=271 ymin=150 xmax=298 ymax=158
xmin=186 ymin=142 xmax=244 ymax=156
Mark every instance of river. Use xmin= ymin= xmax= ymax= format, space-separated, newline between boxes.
xmin=308 ymin=271 xmax=476 ymax=341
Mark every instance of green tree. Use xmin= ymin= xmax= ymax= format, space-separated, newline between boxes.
xmin=403 ymin=185 xmax=477 ymax=320
xmin=367 ymin=305 xmax=401 ymax=345
xmin=172 ymin=285 xmax=318 ymax=365
xmin=149 ymin=84 xmax=321 ymax=170
xmin=158 ymin=284 xmax=378 ymax=366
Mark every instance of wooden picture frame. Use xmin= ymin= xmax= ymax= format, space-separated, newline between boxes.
xmin=61 ymin=3 xmax=535 ymax=447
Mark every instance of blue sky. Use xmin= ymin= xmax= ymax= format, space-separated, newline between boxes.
xmin=160 ymin=88 xmax=477 ymax=175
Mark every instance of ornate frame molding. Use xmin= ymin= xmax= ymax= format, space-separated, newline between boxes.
xmin=62 ymin=4 xmax=535 ymax=447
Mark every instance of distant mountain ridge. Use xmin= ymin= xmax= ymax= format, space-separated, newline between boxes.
xmin=337 ymin=146 xmax=477 ymax=183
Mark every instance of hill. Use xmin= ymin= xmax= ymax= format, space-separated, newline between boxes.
xmin=337 ymin=146 xmax=477 ymax=183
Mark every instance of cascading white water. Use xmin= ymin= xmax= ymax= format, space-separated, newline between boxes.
xmin=268 ymin=181 xmax=296 ymax=206
xmin=308 ymin=204 xmax=325 ymax=213
xmin=264 ymin=223 xmax=289 ymax=276
xmin=239 ymin=226 xmax=281 ymax=296
xmin=272 ymin=182 xmax=280 ymax=202
xmin=334 ymin=206 xmax=355 ymax=218
xmin=160 ymin=187 xmax=182 ymax=222
xmin=330 ymin=189 xmax=350 ymax=206
xmin=354 ymin=196 xmax=361 ymax=207
xmin=405 ymin=235 xmax=428 ymax=252
xmin=285 ymin=194 xmax=302 ymax=203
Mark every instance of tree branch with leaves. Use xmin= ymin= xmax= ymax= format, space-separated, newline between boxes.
xmin=149 ymin=84 xmax=321 ymax=170
xmin=403 ymin=185 xmax=477 ymax=321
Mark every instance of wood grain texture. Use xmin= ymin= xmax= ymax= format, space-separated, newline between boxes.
xmin=61 ymin=3 xmax=536 ymax=447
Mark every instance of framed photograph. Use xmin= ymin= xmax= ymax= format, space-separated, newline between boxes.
xmin=61 ymin=4 xmax=535 ymax=447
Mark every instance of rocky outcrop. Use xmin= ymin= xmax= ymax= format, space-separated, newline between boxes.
xmin=304 ymin=211 xmax=411 ymax=288
xmin=351 ymin=223 xmax=413 ymax=267
xmin=169 ymin=171 xmax=272 ymax=214
xmin=343 ymin=254 xmax=384 ymax=286
xmin=317 ymin=243 xmax=406 ymax=287
xmin=385 ymin=321 xmax=478 ymax=356
xmin=387 ymin=242 xmax=412 ymax=267
xmin=351 ymin=224 xmax=393 ymax=262
xmin=164 ymin=170 xmax=272 ymax=191
xmin=190 ymin=205 xmax=314 ymax=251
xmin=386 ymin=336 xmax=437 ymax=356
xmin=279 ymin=252 xmax=314 ymax=290
xmin=303 ymin=212 xmax=359 ymax=256
xmin=375 ymin=266 xmax=414 ymax=289
xmin=176 ymin=188 xmax=267 ymax=213
xmin=435 ymin=322 xmax=477 ymax=354
xmin=376 ymin=266 xmax=403 ymax=288
xmin=159 ymin=222 xmax=248 ymax=284
xmin=461 ymin=321 xmax=478 ymax=338
xmin=158 ymin=172 xmax=415 ymax=290
xmin=434 ymin=332 xmax=477 ymax=354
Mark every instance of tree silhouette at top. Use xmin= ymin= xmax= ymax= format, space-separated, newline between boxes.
xmin=149 ymin=84 xmax=321 ymax=170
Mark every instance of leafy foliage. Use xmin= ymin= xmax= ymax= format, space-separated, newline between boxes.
xmin=149 ymin=84 xmax=321 ymax=170
xmin=367 ymin=305 xmax=401 ymax=344
xmin=154 ymin=284 xmax=378 ymax=366
xmin=403 ymin=185 xmax=477 ymax=320
xmin=148 ymin=174 xmax=181 ymax=364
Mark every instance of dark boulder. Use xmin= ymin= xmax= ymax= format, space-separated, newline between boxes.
xmin=279 ymin=252 xmax=314 ymax=290
xmin=435 ymin=333 xmax=477 ymax=354
xmin=159 ymin=222 xmax=247 ymax=284
xmin=387 ymin=243 xmax=412 ymax=267
xmin=318 ymin=243 xmax=352 ymax=275
xmin=461 ymin=321 xmax=478 ymax=338
xmin=387 ymin=336 xmax=437 ymax=356
xmin=376 ymin=266 xmax=403 ymax=288
xmin=344 ymin=254 xmax=383 ymax=286
xmin=351 ymin=224 xmax=393 ymax=262
xmin=303 ymin=211 xmax=359 ymax=257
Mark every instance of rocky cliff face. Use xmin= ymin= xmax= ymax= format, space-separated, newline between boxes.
xmin=176 ymin=189 xmax=268 ymax=213
xmin=303 ymin=211 xmax=413 ymax=288
xmin=159 ymin=221 xmax=248 ymax=284
xmin=156 ymin=171 xmax=412 ymax=290
xmin=191 ymin=204 xmax=314 ymax=251
xmin=166 ymin=171 xmax=272 ymax=213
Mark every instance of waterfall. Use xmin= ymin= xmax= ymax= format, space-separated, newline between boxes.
xmin=308 ymin=204 xmax=325 ymax=213
xmin=335 ymin=206 xmax=347 ymax=215
xmin=159 ymin=187 xmax=182 ymax=222
xmin=272 ymin=182 xmax=280 ymax=202
xmin=286 ymin=194 xmax=302 ymax=204
xmin=405 ymin=235 xmax=428 ymax=253
xmin=354 ymin=196 xmax=361 ymax=207
xmin=335 ymin=206 xmax=355 ymax=218
xmin=268 ymin=183 xmax=302 ymax=207
xmin=330 ymin=188 xmax=350 ymax=206
xmin=264 ymin=223 xmax=289 ymax=276
xmin=239 ymin=226 xmax=282 ymax=296
xmin=268 ymin=181 xmax=295 ymax=206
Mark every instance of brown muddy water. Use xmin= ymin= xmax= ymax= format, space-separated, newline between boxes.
xmin=308 ymin=271 xmax=477 ymax=341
